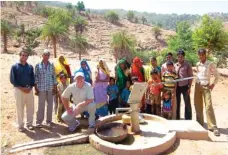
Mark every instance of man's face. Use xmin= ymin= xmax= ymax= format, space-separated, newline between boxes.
xmin=20 ymin=52 xmax=29 ymax=62
xmin=198 ymin=52 xmax=206 ymax=62
xmin=166 ymin=55 xmax=172 ymax=61
xmin=177 ymin=55 xmax=184 ymax=63
xmin=42 ymin=53 xmax=50 ymax=61
xmin=76 ymin=76 xmax=85 ymax=88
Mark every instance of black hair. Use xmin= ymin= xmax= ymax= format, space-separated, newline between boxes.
xmin=126 ymin=79 xmax=132 ymax=85
xmin=167 ymin=52 xmax=173 ymax=57
xmin=59 ymin=73 xmax=67 ymax=79
xmin=150 ymin=57 xmax=157 ymax=61
xmin=19 ymin=50 xmax=29 ymax=56
xmin=166 ymin=60 xmax=174 ymax=66
xmin=164 ymin=90 xmax=172 ymax=97
xmin=150 ymin=68 xmax=158 ymax=75
xmin=177 ymin=49 xmax=185 ymax=56
xmin=109 ymin=77 xmax=116 ymax=83
xmin=198 ymin=48 xmax=206 ymax=54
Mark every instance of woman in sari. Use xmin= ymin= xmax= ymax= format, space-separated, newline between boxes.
xmin=131 ymin=57 xmax=146 ymax=112
xmin=75 ymin=59 xmax=92 ymax=85
xmin=54 ymin=55 xmax=71 ymax=115
xmin=93 ymin=59 xmax=110 ymax=116
xmin=115 ymin=59 xmax=130 ymax=94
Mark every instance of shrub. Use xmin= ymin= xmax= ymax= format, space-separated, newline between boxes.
xmin=105 ymin=11 xmax=119 ymax=23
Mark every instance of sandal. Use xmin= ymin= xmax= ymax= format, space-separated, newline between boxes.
xmin=213 ymin=129 xmax=220 ymax=137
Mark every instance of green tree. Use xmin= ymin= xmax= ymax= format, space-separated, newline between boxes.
xmin=111 ymin=30 xmax=136 ymax=63
xmin=193 ymin=15 xmax=228 ymax=54
xmin=73 ymin=16 xmax=88 ymax=34
xmin=127 ymin=11 xmax=135 ymax=22
xmin=41 ymin=20 xmax=68 ymax=58
xmin=152 ymin=26 xmax=162 ymax=40
xmin=141 ymin=16 xmax=147 ymax=24
xmin=72 ymin=34 xmax=87 ymax=60
xmin=105 ymin=11 xmax=119 ymax=24
xmin=76 ymin=1 xmax=85 ymax=13
xmin=168 ymin=21 xmax=193 ymax=51
xmin=1 ymin=20 xmax=11 ymax=52
xmin=65 ymin=3 xmax=75 ymax=16
xmin=49 ymin=9 xmax=72 ymax=28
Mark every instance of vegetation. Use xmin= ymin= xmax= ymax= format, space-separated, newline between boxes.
xmin=1 ymin=20 xmax=11 ymax=52
xmin=168 ymin=21 xmax=193 ymax=52
xmin=105 ymin=11 xmax=119 ymax=24
xmin=127 ymin=11 xmax=135 ymax=22
xmin=71 ymin=34 xmax=88 ymax=60
xmin=75 ymin=1 xmax=85 ymax=13
xmin=193 ymin=15 xmax=228 ymax=54
xmin=141 ymin=16 xmax=147 ymax=24
xmin=111 ymin=30 xmax=136 ymax=63
xmin=152 ymin=26 xmax=162 ymax=40
xmin=73 ymin=16 xmax=88 ymax=34
xmin=134 ymin=16 xmax=139 ymax=23
xmin=41 ymin=20 xmax=68 ymax=58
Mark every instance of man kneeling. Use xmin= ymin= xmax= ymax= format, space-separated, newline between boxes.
xmin=61 ymin=72 xmax=96 ymax=132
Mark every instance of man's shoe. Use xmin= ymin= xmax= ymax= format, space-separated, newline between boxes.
xmin=18 ymin=127 xmax=26 ymax=132
xmin=27 ymin=125 xmax=34 ymax=130
xmin=69 ymin=120 xmax=80 ymax=132
xmin=36 ymin=124 xmax=43 ymax=128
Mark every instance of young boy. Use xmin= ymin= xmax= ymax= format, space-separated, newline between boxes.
xmin=162 ymin=90 xmax=172 ymax=119
xmin=162 ymin=60 xmax=178 ymax=119
xmin=121 ymin=80 xmax=132 ymax=107
xmin=107 ymin=77 xmax=119 ymax=114
xmin=57 ymin=73 xmax=69 ymax=122
xmin=146 ymin=69 xmax=163 ymax=115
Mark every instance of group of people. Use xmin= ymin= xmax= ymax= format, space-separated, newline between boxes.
xmin=10 ymin=48 xmax=220 ymax=136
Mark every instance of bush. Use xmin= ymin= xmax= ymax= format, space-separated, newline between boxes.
xmin=152 ymin=26 xmax=162 ymax=40
xmin=127 ymin=11 xmax=134 ymax=22
xmin=105 ymin=11 xmax=119 ymax=23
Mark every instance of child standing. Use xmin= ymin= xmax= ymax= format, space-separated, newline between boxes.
xmin=162 ymin=60 xmax=178 ymax=119
xmin=121 ymin=80 xmax=132 ymax=107
xmin=162 ymin=90 xmax=172 ymax=119
xmin=146 ymin=69 xmax=163 ymax=115
xmin=107 ymin=77 xmax=119 ymax=114
xmin=57 ymin=73 xmax=69 ymax=122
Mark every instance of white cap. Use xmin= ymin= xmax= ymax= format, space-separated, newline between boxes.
xmin=74 ymin=72 xmax=85 ymax=80
xmin=43 ymin=49 xmax=50 ymax=55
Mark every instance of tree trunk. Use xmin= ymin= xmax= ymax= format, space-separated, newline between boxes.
xmin=79 ymin=48 xmax=81 ymax=60
xmin=52 ymin=37 xmax=57 ymax=58
xmin=3 ymin=33 xmax=7 ymax=52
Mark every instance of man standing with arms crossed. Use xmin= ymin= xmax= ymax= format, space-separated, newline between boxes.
xmin=194 ymin=49 xmax=220 ymax=136
xmin=10 ymin=50 xmax=35 ymax=132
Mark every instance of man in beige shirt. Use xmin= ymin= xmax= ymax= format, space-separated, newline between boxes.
xmin=194 ymin=49 xmax=220 ymax=136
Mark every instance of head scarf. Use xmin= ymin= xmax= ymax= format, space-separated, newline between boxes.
xmin=116 ymin=59 xmax=128 ymax=92
xmin=131 ymin=57 xmax=145 ymax=82
xmin=55 ymin=55 xmax=71 ymax=83
xmin=97 ymin=59 xmax=110 ymax=76
xmin=75 ymin=59 xmax=92 ymax=84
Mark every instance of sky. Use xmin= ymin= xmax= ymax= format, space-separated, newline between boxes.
xmin=60 ymin=0 xmax=228 ymax=15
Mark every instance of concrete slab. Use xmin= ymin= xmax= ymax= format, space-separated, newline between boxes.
xmin=168 ymin=120 xmax=209 ymax=140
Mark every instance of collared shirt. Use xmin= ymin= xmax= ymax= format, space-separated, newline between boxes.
xmin=148 ymin=78 xmax=163 ymax=95
xmin=10 ymin=62 xmax=35 ymax=88
xmin=62 ymin=82 xmax=94 ymax=105
xmin=175 ymin=61 xmax=193 ymax=87
xmin=196 ymin=60 xmax=220 ymax=86
xmin=35 ymin=61 xmax=57 ymax=91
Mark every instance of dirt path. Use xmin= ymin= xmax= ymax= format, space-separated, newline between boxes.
xmin=1 ymin=54 xmax=228 ymax=155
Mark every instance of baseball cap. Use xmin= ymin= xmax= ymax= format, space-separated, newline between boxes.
xmin=74 ymin=72 xmax=84 ymax=80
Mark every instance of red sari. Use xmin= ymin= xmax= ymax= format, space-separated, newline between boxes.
xmin=131 ymin=57 xmax=146 ymax=112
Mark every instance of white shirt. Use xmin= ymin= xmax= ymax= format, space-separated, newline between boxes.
xmin=62 ymin=82 xmax=94 ymax=104
xmin=196 ymin=60 xmax=220 ymax=86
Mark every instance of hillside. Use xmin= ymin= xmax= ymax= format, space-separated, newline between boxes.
xmin=1 ymin=6 xmax=175 ymax=61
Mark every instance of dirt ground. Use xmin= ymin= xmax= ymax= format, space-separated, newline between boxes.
xmin=1 ymin=54 xmax=228 ymax=155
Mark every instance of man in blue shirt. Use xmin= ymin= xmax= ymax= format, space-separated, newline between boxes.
xmin=10 ymin=50 xmax=35 ymax=132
